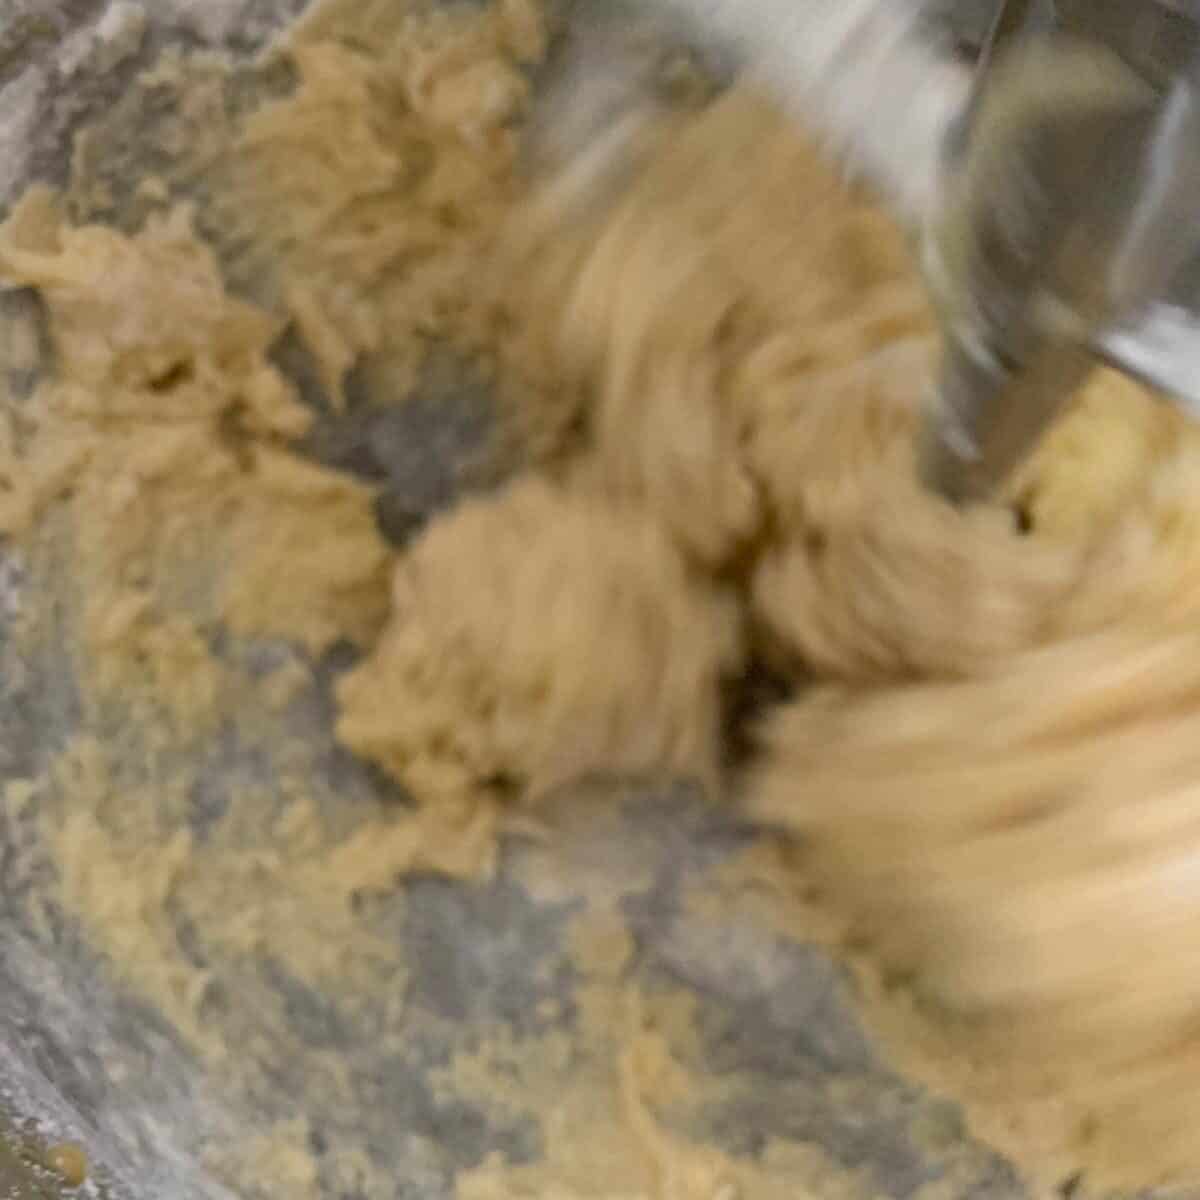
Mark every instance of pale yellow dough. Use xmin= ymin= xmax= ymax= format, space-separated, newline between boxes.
xmin=335 ymin=475 xmax=741 ymax=808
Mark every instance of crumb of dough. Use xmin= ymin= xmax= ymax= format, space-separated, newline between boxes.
xmin=42 ymin=1142 xmax=88 ymax=1188
xmin=496 ymin=0 xmax=548 ymax=65
xmin=335 ymin=476 xmax=743 ymax=809
xmin=307 ymin=800 xmax=502 ymax=895
xmin=568 ymin=908 xmax=637 ymax=981
xmin=259 ymin=654 xmax=313 ymax=712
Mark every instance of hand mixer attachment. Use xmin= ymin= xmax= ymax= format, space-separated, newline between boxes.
xmin=579 ymin=0 xmax=1200 ymax=505
xmin=918 ymin=0 xmax=1200 ymax=503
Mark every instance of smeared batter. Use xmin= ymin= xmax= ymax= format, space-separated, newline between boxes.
xmin=1 ymin=0 xmax=1196 ymax=1197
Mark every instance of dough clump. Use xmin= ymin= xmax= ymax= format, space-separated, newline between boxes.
xmin=336 ymin=476 xmax=741 ymax=807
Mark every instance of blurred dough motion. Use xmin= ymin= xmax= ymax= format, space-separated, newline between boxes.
xmin=345 ymin=78 xmax=1200 ymax=1189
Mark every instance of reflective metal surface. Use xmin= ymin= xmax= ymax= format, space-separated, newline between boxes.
xmin=644 ymin=0 xmax=1200 ymax=504
xmin=919 ymin=0 xmax=1200 ymax=501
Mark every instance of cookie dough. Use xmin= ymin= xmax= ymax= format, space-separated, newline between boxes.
xmin=4 ymin=0 xmax=1199 ymax=1194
